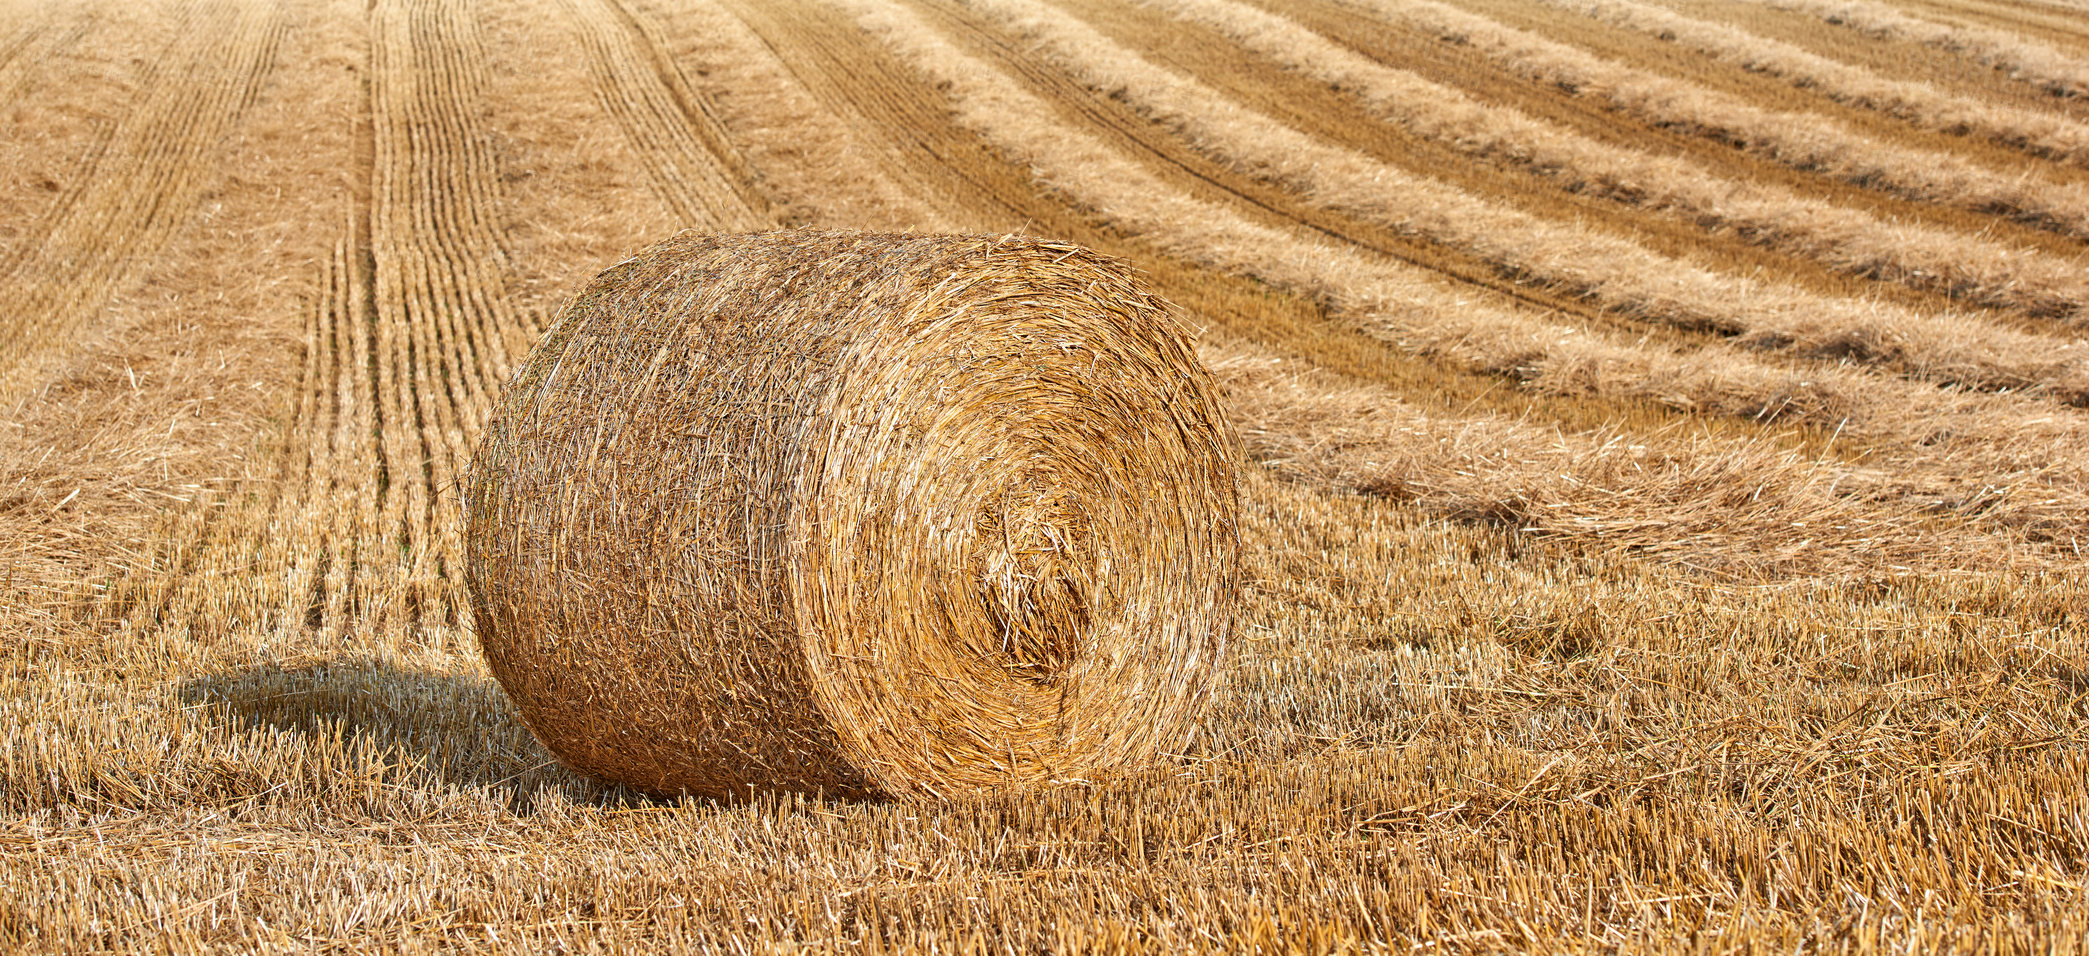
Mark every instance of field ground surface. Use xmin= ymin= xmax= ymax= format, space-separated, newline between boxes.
xmin=3 ymin=0 xmax=2087 ymax=950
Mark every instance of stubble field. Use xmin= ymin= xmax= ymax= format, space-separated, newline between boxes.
xmin=2 ymin=0 xmax=2086 ymax=950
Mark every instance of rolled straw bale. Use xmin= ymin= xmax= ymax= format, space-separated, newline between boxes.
xmin=465 ymin=230 xmax=1241 ymax=800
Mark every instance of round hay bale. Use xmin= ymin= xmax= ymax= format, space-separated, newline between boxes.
xmin=464 ymin=230 xmax=1241 ymax=800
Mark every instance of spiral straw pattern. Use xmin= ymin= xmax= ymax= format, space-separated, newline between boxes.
xmin=465 ymin=230 xmax=1240 ymax=800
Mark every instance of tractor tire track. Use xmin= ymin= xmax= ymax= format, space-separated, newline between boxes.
xmin=557 ymin=0 xmax=768 ymax=230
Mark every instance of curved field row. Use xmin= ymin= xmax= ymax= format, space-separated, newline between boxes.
xmin=898 ymin=0 xmax=2089 ymax=455
xmin=830 ymin=0 xmax=2089 ymax=566
xmin=693 ymin=0 xmax=2075 ymax=573
xmin=655 ymin=0 xmax=2089 ymax=567
xmin=1252 ymin=0 xmax=2089 ymax=263
xmin=1124 ymin=0 xmax=2089 ymax=322
xmin=1553 ymin=0 xmax=2089 ymax=164
xmin=555 ymin=0 xmax=768 ymax=231
xmin=1765 ymin=0 xmax=2089 ymax=98
xmin=0 ymin=0 xmax=283 ymax=401
xmin=959 ymin=0 xmax=2089 ymax=404
xmin=908 ymin=0 xmax=1710 ymax=341
xmin=1647 ymin=0 xmax=2089 ymax=123
xmin=930 ymin=0 xmax=1980 ymax=380
xmin=1351 ymin=0 xmax=2089 ymax=242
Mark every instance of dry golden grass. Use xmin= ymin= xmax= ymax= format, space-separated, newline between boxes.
xmin=2 ymin=0 xmax=2086 ymax=950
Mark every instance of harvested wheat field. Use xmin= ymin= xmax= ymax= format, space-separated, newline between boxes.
xmin=2 ymin=0 xmax=2086 ymax=949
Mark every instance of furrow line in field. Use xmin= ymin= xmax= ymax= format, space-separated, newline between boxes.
xmin=47 ymin=0 xmax=289 ymax=638
xmin=717 ymin=0 xmax=1046 ymax=231
xmin=370 ymin=0 xmax=452 ymax=635
xmin=1134 ymin=0 xmax=2089 ymax=322
xmin=558 ymin=0 xmax=767 ymax=230
xmin=302 ymin=236 xmax=357 ymax=643
xmin=0 ymin=17 xmax=39 ymax=70
xmin=365 ymin=0 xmax=542 ymax=635
xmin=397 ymin=14 xmax=496 ymax=437
xmin=107 ymin=216 xmax=397 ymax=648
xmin=0 ymin=4 xmax=149 ymax=281
xmin=610 ymin=0 xmax=764 ymax=192
xmin=1553 ymin=0 xmax=2089 ymax=165
xmin=1765 ymin=0 xmax=2089 ymax=98
xmin=0 ymin=10 xmax=51 ymax=79
xmin=335 ymin=215 xmax=387 ymax=642
xmin=1349 ymin=0 xmax=2089 ymax=242
xmin=651 ymin=0 xmax=946 ymax=230
xmin=0 ymin=120 xmax=118 ymax=285
xmin=403 ymin=0 xmax=513 ymax=410
xmin=258 ymin=239 xmax=344 ymax=644
xmin=265 ymin=225 xmax=386 ymax=645
xmin=0 ymin=0 xmax=284 ymax=401
xmin=961 ymin=0 xmax=2089 ymax=404
xmin=830 ymin=0 xmax=2089 ymax=552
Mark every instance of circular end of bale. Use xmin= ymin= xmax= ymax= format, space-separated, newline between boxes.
xmin=465 ymin=231 xmax=1240 ymax=800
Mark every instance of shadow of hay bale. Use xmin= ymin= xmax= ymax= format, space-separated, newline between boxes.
xmin=175 ymin=659 xmax=630 ymax=808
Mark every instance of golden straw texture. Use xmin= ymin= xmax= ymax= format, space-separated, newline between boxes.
xmin=465 ymin=230 xmax=1241 ymax=800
